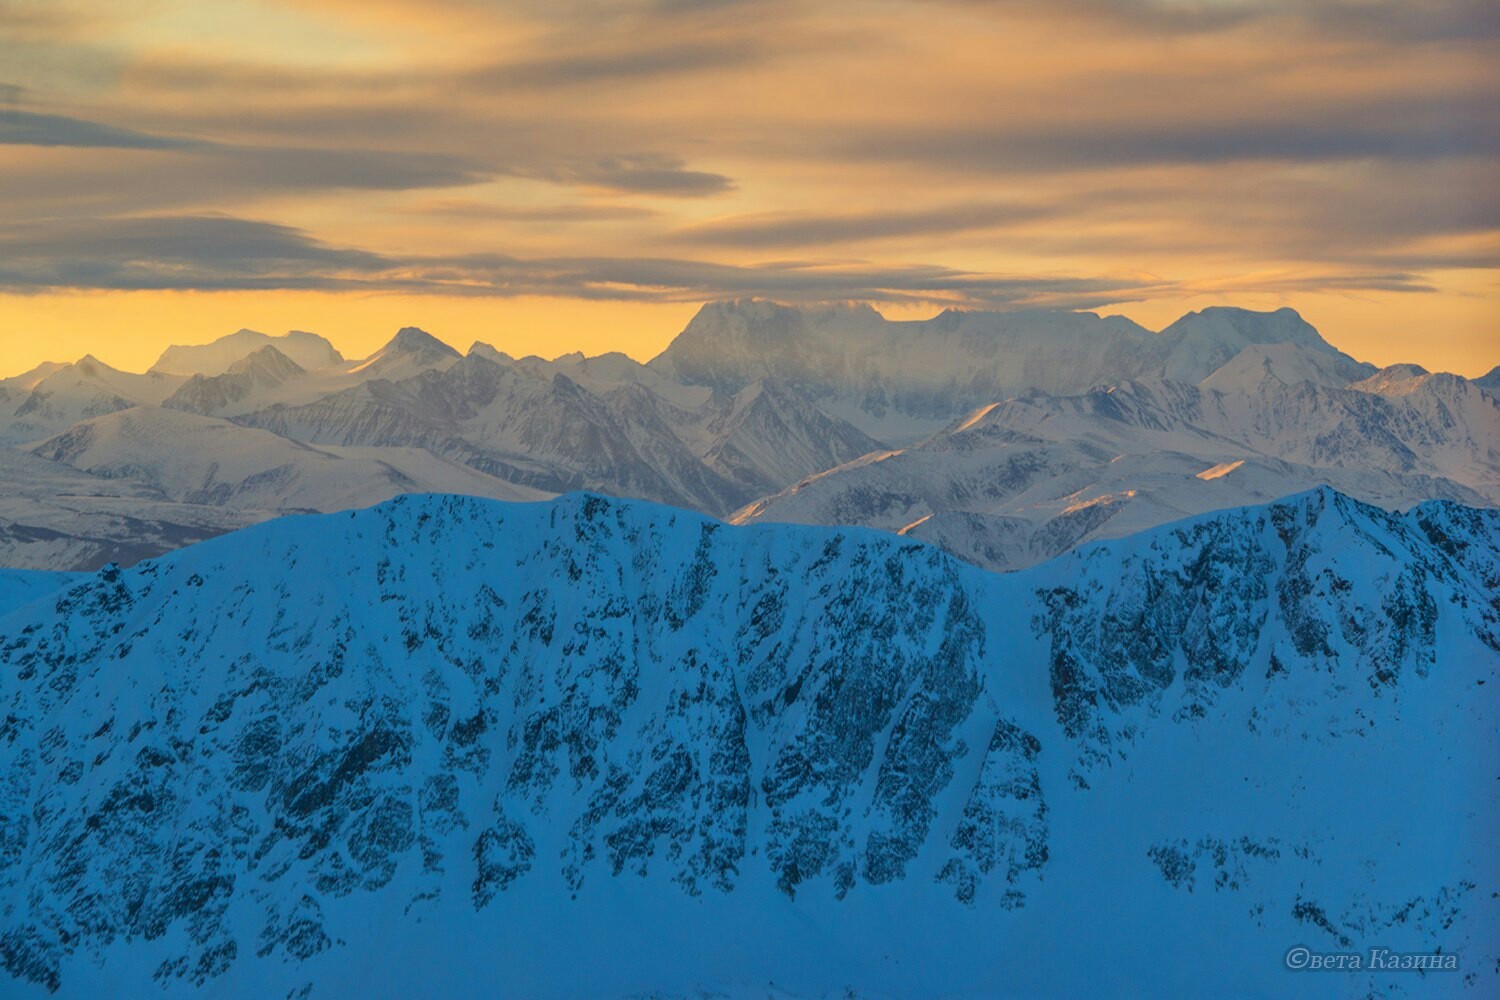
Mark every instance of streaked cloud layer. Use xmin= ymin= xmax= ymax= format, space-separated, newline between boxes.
xmin=1 ymin=0 xmax=1495 ymax=372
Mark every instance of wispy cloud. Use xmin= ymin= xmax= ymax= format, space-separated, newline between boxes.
xmin=0 ymin=108 xmax=200 ymax=149
xmin=9 ymin=211 xmax=1456 ymax=310
xmin=468 ymin=37 xmax=772 ymax=89
xmin=671 ymin=203 xmax=1055 ymax=248
xmin=957 ymin=0 xmax=1500 ymax=42
xmin=0 ymin=216 xmax=388 ymax=291
xmin=502 ymin=154 xmax=735 ymax=197
xmin=0 ymin=213 xmax=1158 ymax=308
xmin=0 ymin=107 xmax=737 ymax=218
xmin=834 ymin=94 xmax=1500 ymax=172
xmin=402 ymin=200 xmax=659 ymax=222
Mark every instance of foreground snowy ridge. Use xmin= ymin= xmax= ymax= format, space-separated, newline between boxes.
xmin=0 ymin=488 xmax=1496 ymax=997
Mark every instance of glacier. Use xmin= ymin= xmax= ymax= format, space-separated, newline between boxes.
xmin=0 ymin=487 xmax=1495 ymax=997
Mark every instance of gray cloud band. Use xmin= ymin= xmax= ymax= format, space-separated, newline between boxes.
xmin=0 ymin=111 xmax=731 ymax=199
xmin=0 ymin=214 xmax=1441 ymax=304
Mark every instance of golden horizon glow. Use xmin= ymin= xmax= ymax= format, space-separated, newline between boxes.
xmin=1 ymin=0 xmax=1495 ymax=377
xmin=6 ymin=286 xmax=1495 ymax=381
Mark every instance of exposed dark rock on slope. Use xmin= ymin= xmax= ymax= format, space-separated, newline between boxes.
xmin=0 ymin=488 xmax=1494 ymax=996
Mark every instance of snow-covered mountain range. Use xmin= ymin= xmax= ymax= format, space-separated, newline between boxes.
xmin=32 ymin=406 xmax=546 ymax=514
xmin=649 ymin=301 xmax=1375 ymax=443
xmin=0 ymin=301 xmax=1494 ymax=572
xmin=0 ymin=355 xmax=188 ymax=447
xmin=230 ymin=350 xmax=878 ymax=514
xmin=0 ymin=488 xmax=1494 ymax=997
xmin=0 ymin=446 xmax=259 ymax=572
xmin=734 ymin=348 xmax=1500 ymax=570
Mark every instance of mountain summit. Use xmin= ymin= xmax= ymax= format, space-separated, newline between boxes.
xmin=161 ymin=346 xmax=307 ymax=417
xmin=384 ymin=326 xmax=463 ymax=359
xmin=349 ymin=327 xmax=463 ymax=379
xmin=650 ymin=301 xmax=1368 ymax=444
xmin=1155 ymin=306 xmax=1371 ymax=383
xmin=225 ymin=345 xmax=305 ymax=381
xmin=150 ymin=330 xmax=343 ymax=377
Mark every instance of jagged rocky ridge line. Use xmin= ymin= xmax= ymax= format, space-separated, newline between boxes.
xmin=0 ymin=488 xmax=1495 ymax=996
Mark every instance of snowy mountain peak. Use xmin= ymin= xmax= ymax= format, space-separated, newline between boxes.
xmin=677 ymin=299 xmax=824 ymax=346
xmin=151 ymin=329 xmax=342 ymax=376
xmin=656 ymin=300 xmax=888 ymax=384
xmin=1162 ymin=305 xmax=1319 ymax=344
xmin=71 ymin=354 xmax=116 ymax=377
xmin=1198 ymin=342 xmax=1367 ymax=391
xmin=384 ymin=326 xmax=461 ymax=358
xmin=2 ymin=361 xmax=68 ymax=393
xmin=1349 ymin=364 xmax=1473 ymax=398
xmin=279 ymin=331 xmax=345 ymax=369
xmin=225 ymin=344 xmax=305 ymax=381
xmin=1375 ymin=362 xmax=1430 ymax=379
xmin=930 ymin=306 xmax=967 ymax=327
xmin=1155 ymin=306 xmax=1370 ymax=384
xmin=348 ymin=328 xmax=463 ymax=380
xmin=468 ymin=342 xmax=513 ymax=364
xmin=161 ymin=346 xmax=310 ymax=416
xmin=691 ymin=297 xmax=883 ymax=328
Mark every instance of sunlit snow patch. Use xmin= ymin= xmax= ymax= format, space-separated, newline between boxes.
xmin=1196 ymin=459 xmax=1246 ymax=481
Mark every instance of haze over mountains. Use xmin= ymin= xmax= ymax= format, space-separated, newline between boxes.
xmin=0 ymin=301 xmax=1495 ymax=572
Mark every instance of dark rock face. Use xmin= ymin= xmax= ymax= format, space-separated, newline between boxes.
xmin=0 ymin=494 xmax=1011 ymax=990
xmin=1031 ymin=487 xmax=1490 ymax=783
xmin=938 ymin=719 xmax=1048 ymax=908
xmin=0 ymin=488 xmax=1494 ymax=993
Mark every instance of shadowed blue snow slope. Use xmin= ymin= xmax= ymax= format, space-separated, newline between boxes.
xmin=0 ymin=487 xmax=1495 ymax=998
xmin=0 ymin=568 xmax=84 ymax=617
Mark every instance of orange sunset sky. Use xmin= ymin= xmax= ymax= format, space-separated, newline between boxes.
xmin=1 ymin=0 xmax=1496 ymax=375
